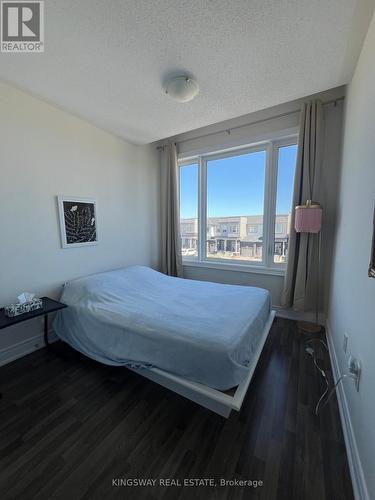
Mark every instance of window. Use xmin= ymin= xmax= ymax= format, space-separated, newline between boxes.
xmin=247 ymin=225 xmax=257 ymax=234
xmin=178 ymin=137 xmax=297 ymax=271
xmin=179 ymin=162 xmax=198 ymax=258
xmin=206 ymin=150 xmax=265 ymax=262
xmin=275 ymin=223 xmax=286 ymax=234
xmin=274 ymin=144 xmax=298 ymax=263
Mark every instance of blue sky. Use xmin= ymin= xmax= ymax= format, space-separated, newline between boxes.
xmin=179 ymin=145 xmax=297 ymax=218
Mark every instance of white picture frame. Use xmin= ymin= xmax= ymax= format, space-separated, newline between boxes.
xmin=57 ymin=196 xmax=98 ymax=248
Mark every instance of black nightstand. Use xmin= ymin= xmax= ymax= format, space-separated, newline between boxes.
xmin=0 ymin=297 xmax=67 ymax=347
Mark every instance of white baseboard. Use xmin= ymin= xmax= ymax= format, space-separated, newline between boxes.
xmin=326 ymin=321 xmax=369 ymax=500
xmin=0 ymin=330 xmax=58 ymax=367
xmin=273 ymin=305 xmax=326 ymax=325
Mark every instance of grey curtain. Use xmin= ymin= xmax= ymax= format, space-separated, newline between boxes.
xmin=160 ymin=142 xmax=183 ymax=278
xmin=281 ymin=100 xmax=324 ymax=310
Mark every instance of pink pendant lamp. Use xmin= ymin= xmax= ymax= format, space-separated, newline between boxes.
xmin=295 ymin=200 xmax=323 ymax=332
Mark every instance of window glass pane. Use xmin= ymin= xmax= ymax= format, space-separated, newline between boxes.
xmin=274 ymin=144 xmax=297 ymax=264
xmin=206 ymin=151 xmax=266 ymax=262
xmin=179 ymin=163 xmax=198 ymax=258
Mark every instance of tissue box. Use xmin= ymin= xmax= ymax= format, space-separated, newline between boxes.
xmin=4 ymin=298 xmax=43 ymax=317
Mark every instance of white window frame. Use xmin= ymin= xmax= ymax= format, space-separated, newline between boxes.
xmin=178 ymin=134 xmax=298 ymax=275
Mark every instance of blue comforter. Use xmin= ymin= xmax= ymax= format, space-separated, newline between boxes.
xmin=54 ymin=266 xmax=271 ymax=390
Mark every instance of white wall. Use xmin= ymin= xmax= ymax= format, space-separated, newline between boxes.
xmin=0 ymin=82 xmax=160 ymax=357
xmin=327 ymin=12 xmax=375 ymax=500
xmin=166 ymin=87 xmax=344 ymax=310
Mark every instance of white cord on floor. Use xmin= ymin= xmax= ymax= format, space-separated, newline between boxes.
xmin=305 ymin=338 xmax=355 ymax=415
xmin=313 ymin=359 xmax=329 ymax=415
xmin=306 ymin=337 xmax=328 ymax=352
xmin=316 ymin=373 xmax=355 ymax=415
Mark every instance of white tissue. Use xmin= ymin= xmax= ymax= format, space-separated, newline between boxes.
xmin=17 ymin=292 xmax=35 ymax=304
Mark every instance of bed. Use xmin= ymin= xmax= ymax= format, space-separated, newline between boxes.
xmin=54 ymin=266 xmax=275 ymax=417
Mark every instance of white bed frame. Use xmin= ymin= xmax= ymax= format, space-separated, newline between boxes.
xmin=130 ymin=310 xmax=276 ymax=418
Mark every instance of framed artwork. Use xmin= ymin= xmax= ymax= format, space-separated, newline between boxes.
xmin=369 ymin=203 xmax=375 ymax=278
xmin=57 ymin=196 xmax=98 ymax=248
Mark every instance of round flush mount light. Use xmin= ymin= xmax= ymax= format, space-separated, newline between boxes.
xmin=165 ymin=76 xmax=199 ymax=103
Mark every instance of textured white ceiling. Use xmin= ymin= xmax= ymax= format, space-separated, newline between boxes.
xmin=1 ymin=1 xmax=374 ymax=144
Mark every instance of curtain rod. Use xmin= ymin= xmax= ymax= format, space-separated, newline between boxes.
xmin=157 ymin=96 xmax=344 ymax=150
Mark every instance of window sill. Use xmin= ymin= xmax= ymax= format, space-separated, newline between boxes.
xmin=182 ymin=259 xmax=285 ymax=277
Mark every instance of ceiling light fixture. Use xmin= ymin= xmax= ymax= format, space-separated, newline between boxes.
xmin=165 ymin=76 xmax=199 ymax=103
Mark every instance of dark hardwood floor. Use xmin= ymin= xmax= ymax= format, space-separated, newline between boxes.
xmin=0 ymin=318 xmax=353 ymax=500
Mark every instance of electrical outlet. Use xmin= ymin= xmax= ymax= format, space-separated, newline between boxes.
xmin=343 ymin=333 xmax=349 ymax=353
xmin=348 ymin=356 xmax=361 ymax=392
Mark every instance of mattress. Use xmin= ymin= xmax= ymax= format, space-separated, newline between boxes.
xmin=53 ymin=266 xmax=271 ymax=390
